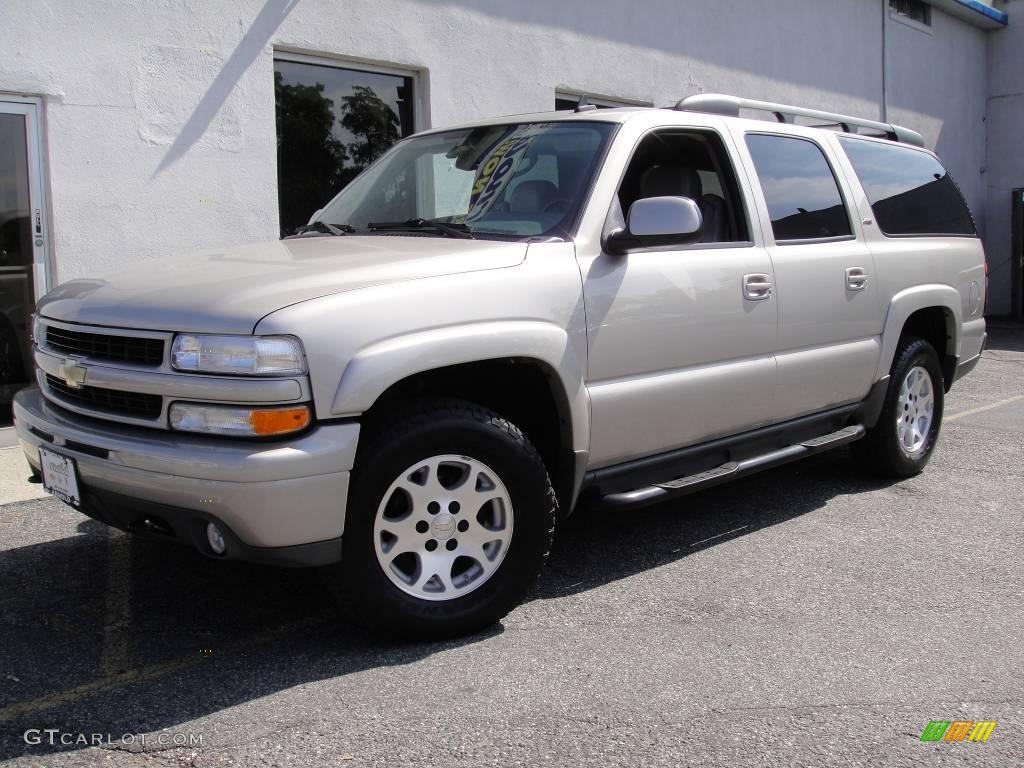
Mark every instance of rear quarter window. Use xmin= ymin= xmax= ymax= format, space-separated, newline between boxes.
xmin=837 ymin=137 xmax=976 ymax=237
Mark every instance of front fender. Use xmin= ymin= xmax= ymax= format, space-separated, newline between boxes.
xmin=875 ymin=284 xmax=961 ymax=382
xmin=331 ymin=320 xmax=590 ymax=453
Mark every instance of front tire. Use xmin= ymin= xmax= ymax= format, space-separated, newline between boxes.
xmin=854 ymin=337 xmax=944 ymax=477
xmin=327 ymin=398 xmax=557 ymax=638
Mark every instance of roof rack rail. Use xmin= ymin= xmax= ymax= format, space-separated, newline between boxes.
xmin=675 ymin=93 xmax=924 ymax=147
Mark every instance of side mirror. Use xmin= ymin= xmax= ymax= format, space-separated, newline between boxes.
xmin=307 ymin=208 xmax=324 ymax=225
xmin=605 ymin=196 xmax=703 ymax=255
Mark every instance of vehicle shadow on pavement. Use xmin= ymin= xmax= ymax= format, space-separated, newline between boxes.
xmin=0 ymin=515 xmax=501 ymax=761
xmin=536 ymin=448 xmax=898 ymax=599
xmin=0 ymin=447 xmax=894 ymax=761
xmin=984 ymin=323 xmax=1024 ymax=353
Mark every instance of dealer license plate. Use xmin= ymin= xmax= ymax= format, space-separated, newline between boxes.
xmin=39 ymin=447 xmax=81 ymax=508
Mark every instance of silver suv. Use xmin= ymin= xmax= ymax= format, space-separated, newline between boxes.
xmin=14 ymin=94 xmax=987 ymax=637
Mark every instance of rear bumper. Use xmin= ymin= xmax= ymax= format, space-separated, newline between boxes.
xmin=13 ymin=387 xmax=359 ymax=566
xmin=954 ymin=331 xmax=987 ymax=384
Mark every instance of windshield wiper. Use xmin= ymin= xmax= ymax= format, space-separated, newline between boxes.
xmin=286 ymin=221 xmax=354 ymax=238
xmin=367 ymin=218 xmax=475 ymax=239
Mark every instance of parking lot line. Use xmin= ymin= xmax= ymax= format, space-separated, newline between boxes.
xmin=0 ymin=656 xmax=203 ymax=723
xmin=0 ymin=612 xmax=332 ymax=723
xmin=690 ymin=525 xmax=749 ymax=548
xmin=945 ymin=394 xmax=1024 ymax=423
xmin=98 ymin=530 xmax=133 ymax=676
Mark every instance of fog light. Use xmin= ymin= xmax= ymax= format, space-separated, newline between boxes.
xmin=206 ymin=522 xmax=226 ymax=555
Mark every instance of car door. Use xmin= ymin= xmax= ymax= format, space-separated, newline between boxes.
xmin=735 ymin=129 xmax=883 ymax=420
xmin=578 ymin=125 xmax=779 ymax=469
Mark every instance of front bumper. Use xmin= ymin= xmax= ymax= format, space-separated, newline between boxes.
xmin=13 ymin=387 xmax=359 ymax=566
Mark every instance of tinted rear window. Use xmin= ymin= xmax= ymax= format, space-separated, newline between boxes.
xmin=838 ymin=137 xmax=976 ymax=237
xmin=745 ymin=134 xmax=852 ymax=242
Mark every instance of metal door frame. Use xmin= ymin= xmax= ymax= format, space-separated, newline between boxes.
xmin=1012 ymin=188 xmax=1023 ymax=320
xmin=0 ymin=95 xmax=50 ymax=299
xmin=0 ymin=95 xmax=48 ymax=443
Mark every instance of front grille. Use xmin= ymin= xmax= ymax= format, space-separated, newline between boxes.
xmin=45 ymin=326 xmax=164 ymax=366
xmin=45 ymin=374 xmax=162 ymax=419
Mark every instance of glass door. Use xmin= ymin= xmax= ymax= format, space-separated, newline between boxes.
xmin=1013 ymin=189 xmax=1023 ymax=320
xmin=0 ymin=100 xmax=47 ymax=428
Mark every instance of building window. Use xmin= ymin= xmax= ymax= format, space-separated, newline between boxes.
xmin=274 ymin=56 xmax=416 ymax=236
xmin=890 ymin=0 xmax=931 ymax=26
xmin=554 ymin=92 xmax=650 ymax=111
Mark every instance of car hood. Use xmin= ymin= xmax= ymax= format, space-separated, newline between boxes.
xmin=38 ymin=236 xmax=528 ymax=334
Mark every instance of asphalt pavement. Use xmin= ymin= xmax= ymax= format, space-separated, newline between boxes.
xmin=1 ymin=327 xmax=1022 ymax=767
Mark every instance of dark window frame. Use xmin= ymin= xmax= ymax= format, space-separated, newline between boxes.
xmin=744 ymin=131 xmax=856 ymax=246
xmin=837 ymin=134 xmax=978 ymax=239
xmin=554 ymin=92 xmax=652 ymax=111
xmin=890 ymin=0 xmax=932 ymax=27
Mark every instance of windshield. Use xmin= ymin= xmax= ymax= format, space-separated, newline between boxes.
xmin=314 ymin=121 xmax=616 ymax=240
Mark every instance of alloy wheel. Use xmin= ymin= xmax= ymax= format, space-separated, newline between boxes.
xmin=896 ymin=364 xmax=935 ymax=455
xmin=373 ymin=454 xmax=514 ymax=601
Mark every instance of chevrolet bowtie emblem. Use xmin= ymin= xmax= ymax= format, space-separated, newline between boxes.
xmin=58 ymin=359 xmax=87 ymax=389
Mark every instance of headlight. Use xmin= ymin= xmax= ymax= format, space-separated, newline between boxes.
xmin=171 ymin=335 xmax=306 ymax=375
xmin=169 ymin=403 xmax=311 ymax=437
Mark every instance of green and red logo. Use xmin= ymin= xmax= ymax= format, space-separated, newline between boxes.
xmin=920 ymin=720 xmax=997 ymax=742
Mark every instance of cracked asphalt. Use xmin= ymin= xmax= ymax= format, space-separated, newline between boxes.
xmin=1 ymin=327 xmax=1022 ymax=767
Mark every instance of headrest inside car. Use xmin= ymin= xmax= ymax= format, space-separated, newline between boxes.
xmin=639 ymin=165 xmax=702 ymax=200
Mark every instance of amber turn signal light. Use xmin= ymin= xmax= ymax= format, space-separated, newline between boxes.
xmin=250 ymin=406 xmax=311 ymax=436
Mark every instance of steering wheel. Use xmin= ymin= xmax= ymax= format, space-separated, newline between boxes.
xmin=543 ymin=198 xmax=572 ymax=214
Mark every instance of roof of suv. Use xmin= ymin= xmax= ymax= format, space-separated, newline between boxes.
xmin=415 ymin=94 xmax=927 ymax=152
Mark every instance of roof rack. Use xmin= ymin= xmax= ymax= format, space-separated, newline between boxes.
xmin=675 ymin=93 xmax=924 ymax=147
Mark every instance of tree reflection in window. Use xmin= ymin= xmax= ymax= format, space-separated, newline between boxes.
xmin=274 ymin=60 xmax=414 ymax=237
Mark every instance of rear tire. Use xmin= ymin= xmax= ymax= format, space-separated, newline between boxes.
xmin=325 ymin=398 xmax=557 ymax=639
xmin=854 ymin=337 xmax=944 ymax=477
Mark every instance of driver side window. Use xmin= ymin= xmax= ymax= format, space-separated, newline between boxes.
xmin=617 ymin=130 xmax=750 ymax=244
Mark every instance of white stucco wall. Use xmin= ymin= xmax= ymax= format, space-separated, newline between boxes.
xmin=984 ymin=0 xmax=1023 ymax=316
xmin=885 ymin=7 xmax=989 ymax=224
xmin=0 ymin=0 xmax=996 ymax=295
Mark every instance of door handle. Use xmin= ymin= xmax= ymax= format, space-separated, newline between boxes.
xmin=845 ymin=266 xmax=868 ymax=291
xmin=743 ymin=273 xmax=773 ymax=301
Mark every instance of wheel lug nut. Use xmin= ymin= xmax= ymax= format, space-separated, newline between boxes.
xmin=457 ymin=520 xmax=469 ymax=532
xmin=449 ymin=501 xmax=460 ymax=514
xmin=446 ymin=539 xmax=458 ymax=551
xmin=427 ymin=501 xmax=440 ymax=515
xmin=425 ymin=539 xmax=438 ymax=551
xmin=416 ymin=520 xmax=429 ymax=534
